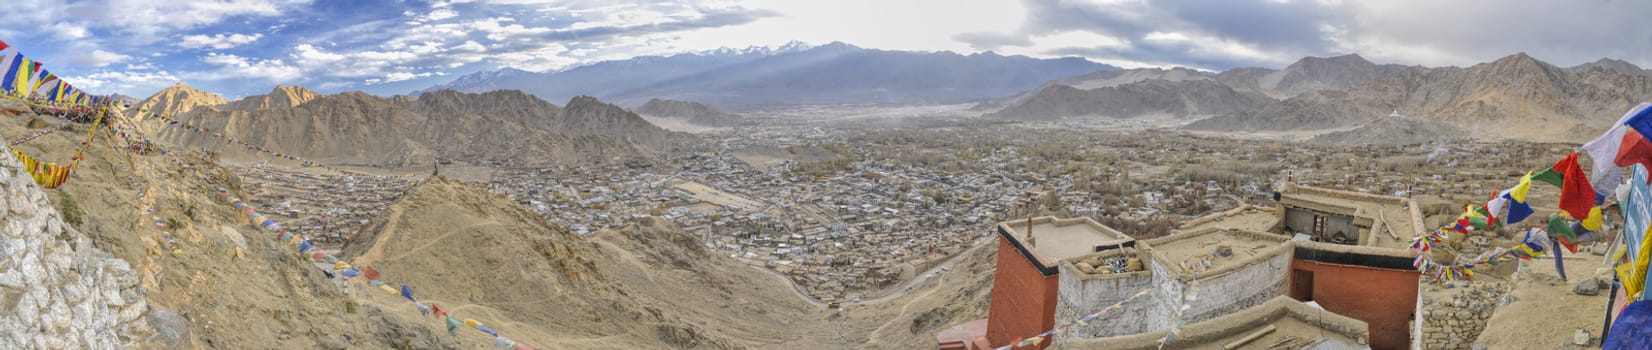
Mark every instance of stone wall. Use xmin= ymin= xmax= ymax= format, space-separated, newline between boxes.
xmin=1417 ymin=281 xmax=1509 ymax=350
xmin=0 ymin=146 xmax=149 ymax=348
xmin=1053 ymin=248 xmax=1156 ymax=340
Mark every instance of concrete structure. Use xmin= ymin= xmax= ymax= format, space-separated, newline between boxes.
xmin=986 ymin=216 xmax=1135 ymax=349
xmin=1273 ymin=183 xmax=1424 ymax=248
xmin=960 ymin=183 xmax=1429 ymax=350
xmin=1288 ymin=241 xmax=1420 ymax=350
xmin=1057 ymin=296 xmax=1370 ymax=350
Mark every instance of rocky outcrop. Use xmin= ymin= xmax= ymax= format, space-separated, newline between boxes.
xmin=0 ymin=147 xmax=150 ymax=348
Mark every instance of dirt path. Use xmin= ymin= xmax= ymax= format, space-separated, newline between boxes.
xmin=380 ymin=222 xmax=505 ymax=261
xmin=353 ymin=205 xmax=404 ymax=267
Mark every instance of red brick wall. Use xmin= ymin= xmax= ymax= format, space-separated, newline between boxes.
xmin=1289 ymin=260 xmax=1418 ymax=350
xmin=985 ymin=238 xmax=1060 ymax=349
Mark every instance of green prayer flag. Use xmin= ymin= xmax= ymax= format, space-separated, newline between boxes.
xmin=1532 ymin=167 xmax=1564 ymax=188
xmin=1546 ymin=214 xmax=1576 ymax=242
xmin=446 ymin=317 xmax=461 ymax=336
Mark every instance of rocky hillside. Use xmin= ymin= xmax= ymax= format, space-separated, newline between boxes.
xmin=128 ymin=83 xmax=226 ymax=120
xmin=1307 ymin=114 xmax=1468 ymax=145
xmin=634 ymin=98 xmax=743 ymax=127
xmin=1569 ymin=58 xmax=1650 ymax=76
xmin=149 ymin=86 xmax=683 ymax=168
xmin=1217 ymin=54 xmax=1410 ymax=97
xmin=1187 ymin=53 xmax=1652 ymax=142
xmin=0 ymin=100 xmax=458 ymax=348
xmin=986 ymin=79 xmax=1273 ymax=120
xmin=337 ymin=176 xmax=857 ymax=349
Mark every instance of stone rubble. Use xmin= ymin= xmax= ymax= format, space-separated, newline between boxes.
xmin=0 ymin=147 xmax=150 ymax=348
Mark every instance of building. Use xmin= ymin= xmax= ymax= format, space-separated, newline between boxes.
xmin=983 ymin=216 xmax=1135 ymax=349
xmin=941 ymin=183 xmax=1428 ymax=350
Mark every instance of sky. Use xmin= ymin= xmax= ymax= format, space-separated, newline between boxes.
xmin=2 ymin=0 xmax=1649 ymax=99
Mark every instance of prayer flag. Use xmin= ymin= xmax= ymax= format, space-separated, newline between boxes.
xmin=446 ymin=317 xmax=461 ymax=336
xmin=1538 ymin=153 xmax=1596 ymax=220
xmin=401 ymin=285 xmax=415 ymax=302
xmin=1619 ymin=129 xmax=1652 ymax=176
xmin=1584 ymin=103 xmax=1641 ymax=197
xmin=1504 ymin=191 xmax=1535 ymax=224
xmin=380 ymin=284 xmax=398 ymax=295
xmin=1584 ymin=206 xmax=1605 ymax=231
xmin=477 ymin=324 xmax=498 ymax=336
xmin=1548 ymin=214 xmax=1578 ymax=245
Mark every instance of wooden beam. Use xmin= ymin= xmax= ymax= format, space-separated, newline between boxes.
xmin=1221 ymin=325 xmax=1276 ymax=350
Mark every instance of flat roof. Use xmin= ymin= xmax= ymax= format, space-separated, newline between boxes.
xmin=1207 ymin=315 xmax=1364 ymax=350
xmin=1278 ymin=184 xmax=1421 ymax=249
xmin=1149 ymin=229 xmax=1289 ymax=274
xmin=998 ymin=216 xmax=1133 ymax=266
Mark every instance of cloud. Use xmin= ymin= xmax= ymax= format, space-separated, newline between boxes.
xmin=959 ymin=0 xmax=1652 ymax=70
xmin=366 ymin=71 xmax=446 ymax=84
xmin=178 ymin=33 xmax=265 ymax=49
xmin=192 ymin=52 xmax=303 ymax=82
xmin=71 ymin=50 xmax=132 ymax=67
xmin=62 ymin=70 xmax=180 ymax=92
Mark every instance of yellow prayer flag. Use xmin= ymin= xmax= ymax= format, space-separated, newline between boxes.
xmin=1510 ymin=172 xmax=1533 ymax=202
xmin=464 ymin=319 xmax=480 ymax=328
xmin=333 ymin=261 xmax=352 ymax=270
xmin=380 ymin=284 xmax=398 ymax=295
xmin=1583 ymin=207 xmax=1604 ymax=231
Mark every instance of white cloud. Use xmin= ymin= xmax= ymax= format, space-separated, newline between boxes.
xmin=61 ymin=70 xmax=180 ymax=92
xmin=194 ymin=52 xmax=303 ymax=82
xmin=418 ymin=9 xmax=460 ymax=22
xmin=72 ymin=50 xmax=132 ymax=67
xmin=369 ymin=71 xmax=445 ymax=84
xmin=178 ymin=33 xmax=265 ymax=49
xmin=54 ymin=23 xmax=91 ymax=40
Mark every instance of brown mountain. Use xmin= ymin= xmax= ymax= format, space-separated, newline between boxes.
xmin=985 ymin=55 xmax=1408 ymax=120
xmin=128 ymin=83 xmax=226 ymax=120
xmin=1569 ymin=58 xmax=1650 ymax=76
xmin=1216 ymin=54 xmax=1410 ymax=97
xmin=986 ymin=79 xmax=1274 ymax=120
xmin=634 ymin=98 xmax=743 ymax=126
xmin=1186 ymin=53 xmax=1652 ymax=142
xmin=152 ymin=88 xmax=683 ymax=167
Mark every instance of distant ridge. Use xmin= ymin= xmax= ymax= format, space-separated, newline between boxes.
xmin=418 ymin=41 xmax=1113 ymax=109
xmin=147 ymin=87 xmax=684 ymax=167
xmin=634 ymin=98 xmax=743 ymax=127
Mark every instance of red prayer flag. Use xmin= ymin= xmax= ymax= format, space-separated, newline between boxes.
xmin=1617 ymin=129 xmax=1652 ymax=181
xmin=363 ymin=266 xmax=380 ymax=280
xmin=1553 ymin=152 xmax=1595 ymax=220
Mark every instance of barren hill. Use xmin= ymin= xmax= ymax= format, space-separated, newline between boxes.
xmin=0 ymin=98 xmax=458 ymax=348
xmin=634 ymin=98 xmax=743 ymax=127
xmin=150 ymin=88 xmax=683 ymax=167
xmin=128 ymin=83 xmax=226 ymax=121
xmin=1186 ymin=53 xmax=1652 ymax=142
xmin=987 ymin=79 xmax=1273 ymax=120
xmin=336 ymin=176 xmax=994 ymax=349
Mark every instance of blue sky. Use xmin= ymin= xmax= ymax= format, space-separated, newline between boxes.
xmin=2 ymin=0 xmax=1650 ymax=100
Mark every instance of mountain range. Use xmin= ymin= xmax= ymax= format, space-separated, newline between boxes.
xmin=419 ymin=41 xmax=1112 ymax=109
xmin=980 ymin=53 xmax=1652 ymax=143
xmin=1183 ymin=53 xmax=1652 ymax=142
xmin=136 ymin=85 xmax=685 ymax=167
